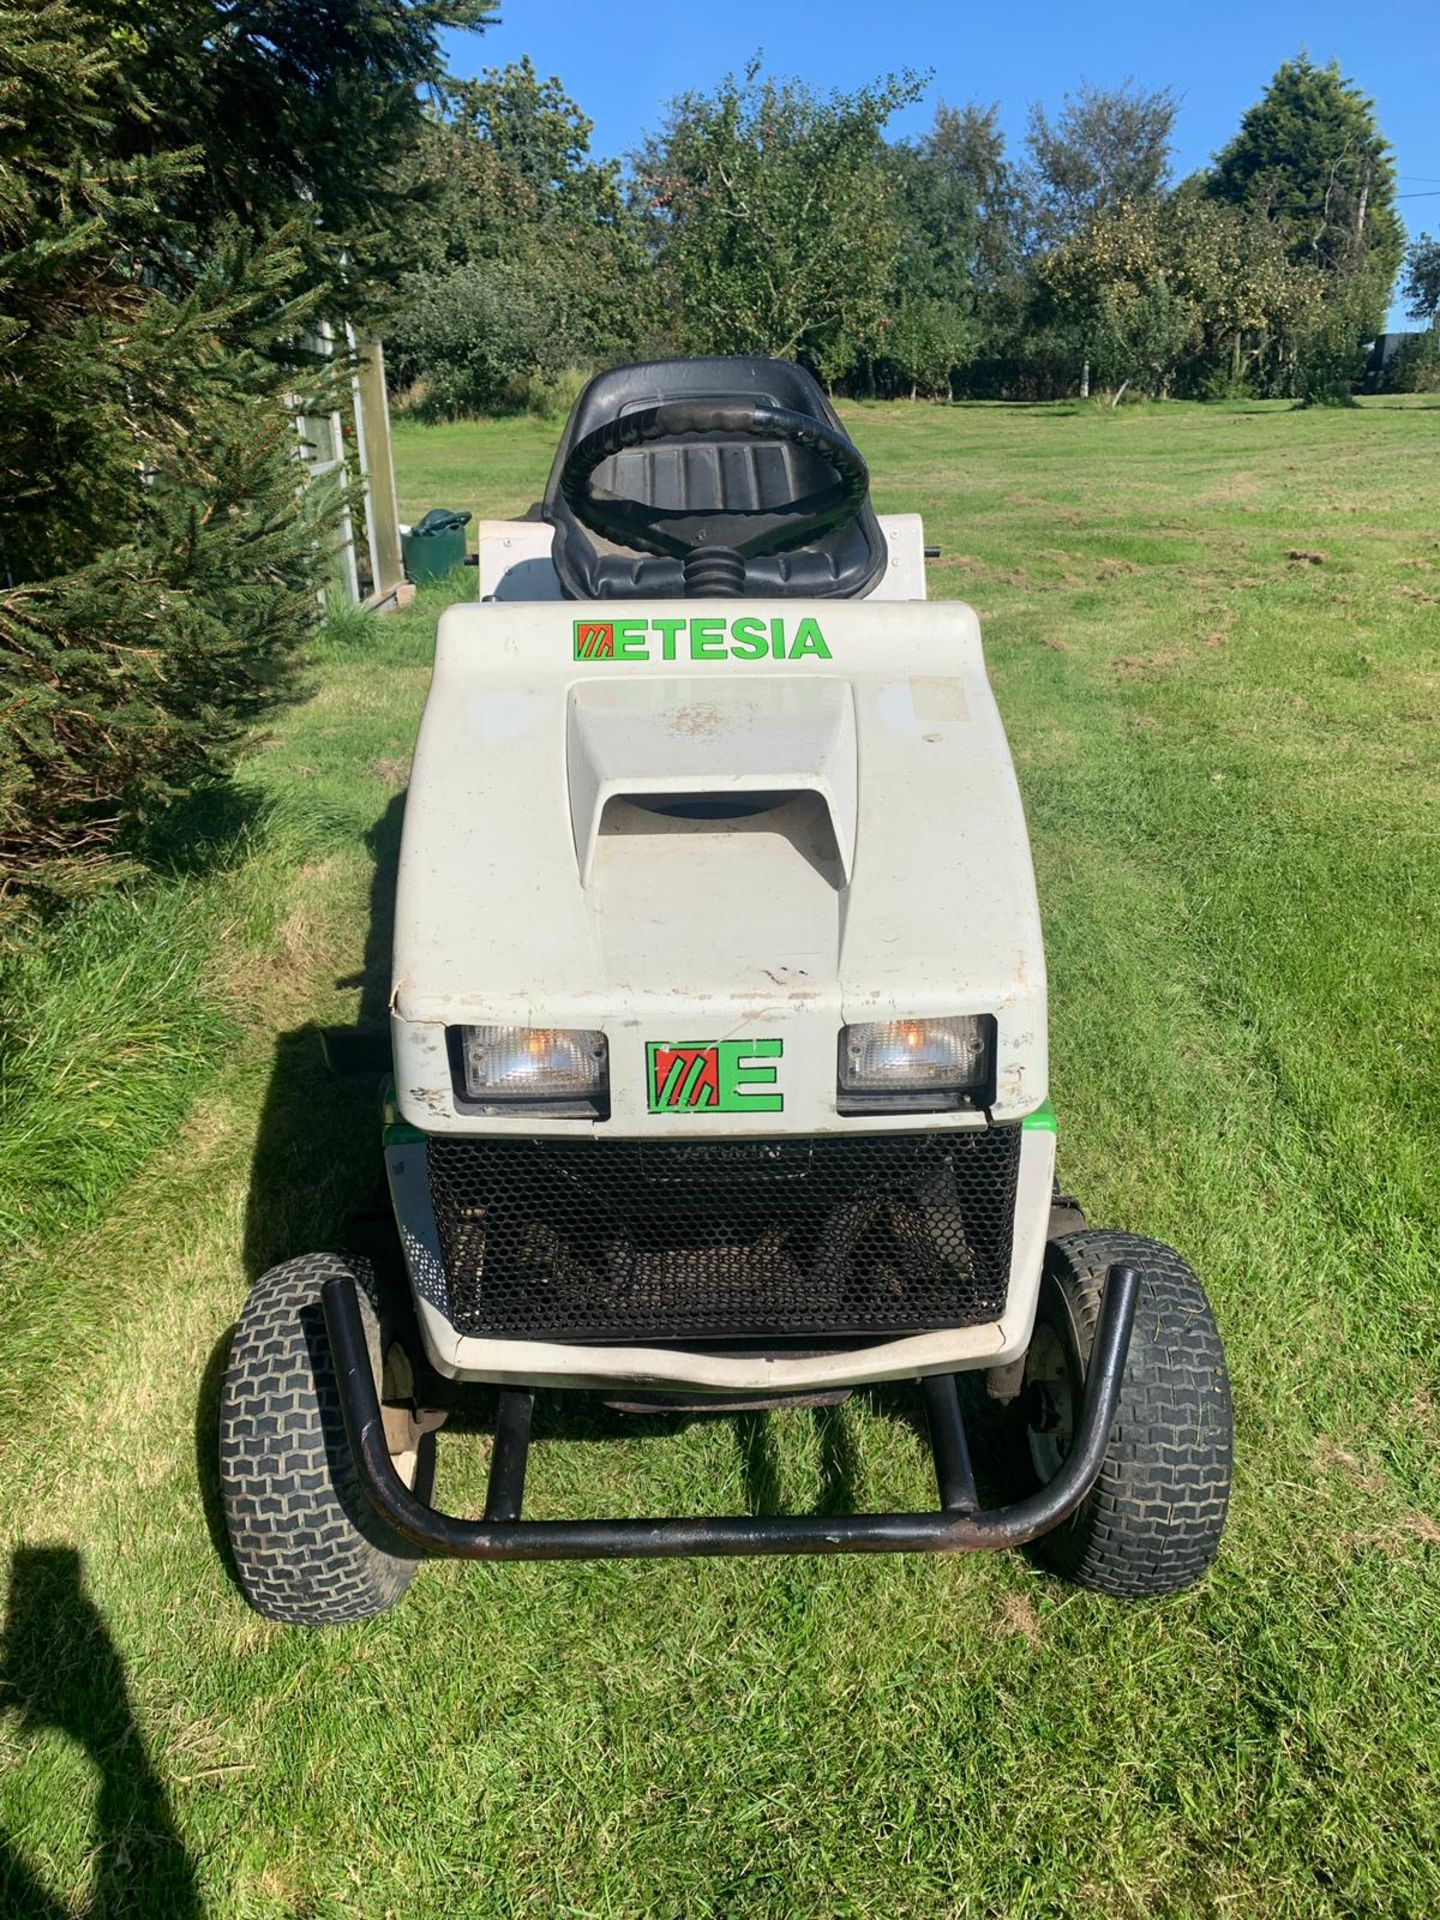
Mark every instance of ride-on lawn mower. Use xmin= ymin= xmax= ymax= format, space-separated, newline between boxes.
xmin=220 ymin=358 xmax=1233 ymax=1624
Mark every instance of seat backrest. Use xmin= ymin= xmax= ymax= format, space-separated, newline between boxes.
xmin=543 ymin=358 xmax=886 ymax=602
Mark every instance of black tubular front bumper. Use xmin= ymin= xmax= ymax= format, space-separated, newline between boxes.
xmin=320 ymin=1264 xmax=1140 ymax=1563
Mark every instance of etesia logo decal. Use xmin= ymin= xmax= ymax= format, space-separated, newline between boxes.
xmin=647 ymin=1038 xmax=784 ymax=1114
xmin=574 ymin=616 xmax=830 ymax=663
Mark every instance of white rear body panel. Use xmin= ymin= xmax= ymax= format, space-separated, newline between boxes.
xmin=477 ymin=513 xmax=930 ymax=604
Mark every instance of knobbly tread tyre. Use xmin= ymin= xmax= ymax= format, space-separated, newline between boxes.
xmin=1028 ymin=1231 xmax=1232 ymax=1598
xmin=220 ymin=1252 xmax=421 ymax=1625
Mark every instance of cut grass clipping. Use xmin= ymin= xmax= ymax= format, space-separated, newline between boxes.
xmin=0 ymin=397 xmax=1437 ymax=1919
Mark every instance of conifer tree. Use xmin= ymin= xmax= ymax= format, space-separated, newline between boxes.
xmin=1206 ymin=56 xmax=1402 ymax=336
xmin=0 ymin=0 xmax=491 ymax=905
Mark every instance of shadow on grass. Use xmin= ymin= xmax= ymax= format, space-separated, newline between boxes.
xmin=242 ymin=792 xmax=403 ymax=1281
xmin=733 ymin=1403 xmax=864 ymax=1518
xmin=194 ymin=1329 xmax=239 ymax=1597
xmin=132 ymin=778 xmax=272 ymax=883
xmin=0 ymin=1547 xmax=201 ymax=1918
xmin=734 ymin=1412 xmax=785 ymax=1516
xmin=857 ymin=1374 xmax=1020 ymax=1512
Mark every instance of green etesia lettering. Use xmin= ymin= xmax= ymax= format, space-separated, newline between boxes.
xmin=652 ymin=615 xmax=685 ymax=661
xmin=770 ymin=618 xmax=786 ymax=659
xmin=717 ymin=1037 xmax=784 ymax=1112
xmin=789 ymin=617 xmax=831 ymax=660
xmin=690 ymin=616 xmax=727 ymax=661
xmin=730 ymin=615 xmax=769 ymax=660
xmin=611 ymin=618 xmax=649 ymax=661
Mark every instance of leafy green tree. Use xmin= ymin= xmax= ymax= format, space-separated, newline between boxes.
xmin=1402 ymin=235 xmax=1440 ymax=323
xmin=1293 ymin=274 xmax=1380 ymax=405
xmin=1025 ymin=81 xmax=1177 ymax=243
xmin=927 ymin=103 xmax=1022 ymax=288
xmin=1038 ymin=206 xmax=1196 ymax=398
xmin=874 ymin=299 xmax=978 ymax=399
xmin=1390 ymin=233 xmax=1440 ymax=393
xmin=882 ymin=102 xmax=1026 ymax=398
xmin=1206 ymin=56 xmax=1403 ymax=336
xmin=1160 ymin=189 xmax=1323 ymax=396
xmin=637 ymin=61 xmax=924 ymax=383
xmin=1022 ymin=82 xmax=1177 ymax=393
xmin=1037 ymin=192 xmax=1322 ymax=400
xmin=891 ymin=103 xmax=1018 ymax=306
xmin=451 ymin=57 xmax=596 ymax=192
xmin=390 ymin=58 xmax=652 ymax=398
xmin=1383 ymin=331 xmax=1440 ymax=393
xmin=413 ymin=58 xmax=635 ymax=261
xmin=385 ymin=259 xmax=587 ymax=416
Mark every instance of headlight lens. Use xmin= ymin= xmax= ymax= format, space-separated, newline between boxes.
xmin=458 ymin=1025 xmax=608 ymax=1103
xmin=840 ymin=1016 xmax=992 ymax=1094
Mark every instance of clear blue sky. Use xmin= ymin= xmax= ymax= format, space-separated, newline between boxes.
xmin=443 ymin=0 xmax=1438 ymax=328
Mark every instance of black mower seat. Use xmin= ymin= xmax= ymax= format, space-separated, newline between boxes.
xmin=543 ymin=357 xmax=887 ymax=601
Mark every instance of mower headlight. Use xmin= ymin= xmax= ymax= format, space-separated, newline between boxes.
xmin=457 ymin=1025 xmax=608 ymax=1104
xmin=840 ymin=1016 xmax=993 ymax=1099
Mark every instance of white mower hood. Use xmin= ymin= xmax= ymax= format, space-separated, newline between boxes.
xmin=391 ymin=599 xmax=1047 ymax=1136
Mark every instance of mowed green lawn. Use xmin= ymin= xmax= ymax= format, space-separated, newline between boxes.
xmin=2 ymin=397 xmax=1438 ymax=1918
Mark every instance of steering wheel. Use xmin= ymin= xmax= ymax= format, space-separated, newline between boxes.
xmin=558 ymin=399 xmax=870 ymax=592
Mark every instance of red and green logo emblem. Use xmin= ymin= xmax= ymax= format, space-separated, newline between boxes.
xmin=646 ymin=1038 xmax=784 ymax=1114
xmin=574 ymin=620 xmax=615 ymax=660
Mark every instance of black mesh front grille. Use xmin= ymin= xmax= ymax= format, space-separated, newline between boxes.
xmin=426 ymin=1129 xmax=1022 ymax=1343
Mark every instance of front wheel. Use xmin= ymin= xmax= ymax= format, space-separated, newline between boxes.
xmin=1022 ymin=1231 xmax=1232 ymax=1597
xmin=219 ymin=1253 xmax=430 ymax=1625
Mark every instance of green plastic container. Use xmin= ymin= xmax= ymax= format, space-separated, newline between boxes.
xmin=402 ymin=507 xmax=472 ymax=585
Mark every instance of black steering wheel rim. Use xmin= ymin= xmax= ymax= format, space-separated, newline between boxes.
xmin=558 ymin=398 xmax=870 ymax=563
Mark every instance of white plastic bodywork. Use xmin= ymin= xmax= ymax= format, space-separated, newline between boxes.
xmin=392 ymin=599 xmax=1046 ymax=1133
xmin=391 ymin=514 xmax=1053 ymax=1390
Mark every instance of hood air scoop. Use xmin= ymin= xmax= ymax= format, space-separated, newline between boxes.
xmin=565 ymin=678 xmax=857 ymax=888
